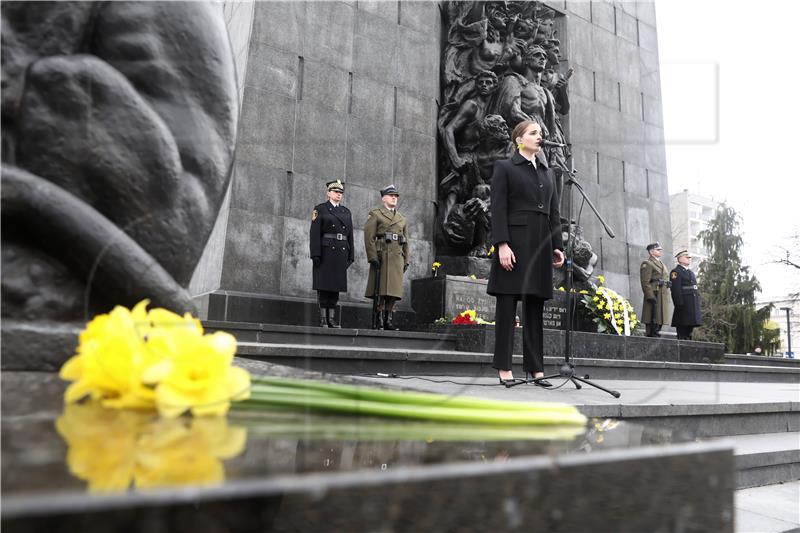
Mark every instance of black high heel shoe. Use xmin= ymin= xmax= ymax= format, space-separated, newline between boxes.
xmin=498 ymin=372 xmax=521 ymax=387
xmin=527 ymin=372 xmax=553 ymax=387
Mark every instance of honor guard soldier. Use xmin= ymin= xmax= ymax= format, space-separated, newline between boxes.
xmin=364 ymin=185 xmax=410 ymax=330
xmin=670 ymin=250 xmax=702 ymax=340
xmin=309 ymin=179 xmax=354 ymax=327
xmin=640 ymin=242 xmax=670 ymax=337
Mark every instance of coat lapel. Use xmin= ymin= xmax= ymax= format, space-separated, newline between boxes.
xmin=650 ymin=257 xmax=664 ymax=275
xmin=380 ymin=207 xmax=394 ymax=224
xmin=328 ymin=202 xmax=349 ymax=226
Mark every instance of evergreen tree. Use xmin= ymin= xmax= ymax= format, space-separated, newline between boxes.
xmin=695 ymin=205 xmax=772 ymax=352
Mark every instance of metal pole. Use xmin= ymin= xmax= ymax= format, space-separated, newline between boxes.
xmin=780 ymin=307 xmax=792 ymax=357
xmin=786 ymin=308 xmax=792 ymax=357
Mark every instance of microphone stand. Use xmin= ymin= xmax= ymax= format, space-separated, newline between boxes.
xmin=508 ymin=152 xmax=621 ymax=398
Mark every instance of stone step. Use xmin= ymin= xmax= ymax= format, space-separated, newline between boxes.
xmin=344 ymin=374 xmax=799 ymax=441
xmin=577 ymin=402 xmax=800 ymax=440
xmin=205 ymin=321 xmax=458 ymax=351
xmin=724 ymin=354 xmax=800 ymax=367
xmin=428 ymin=324 xmax=726 ymax=364
xmin=714 ymin=432 xmax=800 ymax=489
xmin=237 ymin=342 xmax=800 ymax=384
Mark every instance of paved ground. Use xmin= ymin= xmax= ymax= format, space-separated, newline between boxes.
xmin=348 ymin=374 xmax=800 ymax=407
xmin=736 ymin=481 xmax=800 ymax=533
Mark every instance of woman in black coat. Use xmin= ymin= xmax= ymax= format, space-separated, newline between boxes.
xmin=310 ymin=179 xmax=354 ymax=327
xmin=488 ymin=120 xmax=565 ymax=385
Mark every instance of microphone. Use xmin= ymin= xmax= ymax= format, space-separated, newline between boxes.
xmin=539 ymin=139 xmax=567 ymax=148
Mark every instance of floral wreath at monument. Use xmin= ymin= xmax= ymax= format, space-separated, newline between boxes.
xmin=578 ymin=276 xmax=640 ymax=335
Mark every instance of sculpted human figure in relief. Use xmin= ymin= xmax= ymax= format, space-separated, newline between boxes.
xmin=1 ymin=2 xmax=238 ymax=319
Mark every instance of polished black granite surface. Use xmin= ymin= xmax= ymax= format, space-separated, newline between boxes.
xmin=1 ymin=364 xmax=734 ymax=532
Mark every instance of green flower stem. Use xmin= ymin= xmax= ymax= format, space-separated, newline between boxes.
xmin=250 ymin=377 xmax=578 ymax=414
xmin=234 ymin=413 xmax=586 ymax=441
xmin=241 ymin=391 xmax=587 ymax=426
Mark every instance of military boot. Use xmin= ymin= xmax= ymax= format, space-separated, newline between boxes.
xmin=319 ymin=307 xmax=328 ymax=327
xmin=372 ymin=310 xmax=384 ymax=330
xmin=326 ymin=307 xmax=341 ymax=328
xmin=383 ymin=310 xmax=399 ymax=331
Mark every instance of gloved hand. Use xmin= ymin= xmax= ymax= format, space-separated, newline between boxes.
xmin=647 ymin=297 xmax=656 ymax=304
xmin=312 ymin=256 xmax=321 ymax=267
xmin=369 ymin=259 xmax=381 ymax=268
xmin=403 ymin=263 xmax=409 ymax=273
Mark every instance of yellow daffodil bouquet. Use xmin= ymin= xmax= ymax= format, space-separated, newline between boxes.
xmin=60 ymin=300 xmax=585 ymax=428
xmin=580 ymin=285 xmax=639 ymax=335
xmin=60 ymin=300 xmax=251 ymax=418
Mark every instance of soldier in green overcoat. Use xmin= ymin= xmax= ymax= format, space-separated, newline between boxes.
xmin=364 ymin=185 xmax=410 ymax=330
xmin=639 ymin=242 xmax=671 ymax=337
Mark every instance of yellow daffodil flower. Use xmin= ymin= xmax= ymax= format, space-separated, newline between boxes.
xmin=60 ymin=300 xmax=160 ymax=410
xmin=603 ymin=313 xmax=611 ymax=320
xmin=597 ymin=275 xmax=605 ymax=284
xmin=580 ymin=290 xmax=589 ymax=294
xmin=142 ymin=328 xmax=250 ymax=418
xmin=60 ymin=300 xmax=251 ymax=418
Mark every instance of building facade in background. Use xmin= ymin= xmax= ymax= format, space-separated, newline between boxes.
xmin=669 ymin=189 xmax=719 ymax=265
xmin=758 ymin=297 xmax=800 ymax=357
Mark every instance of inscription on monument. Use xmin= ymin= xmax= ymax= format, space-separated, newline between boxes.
xmin=543 ymin=303 xmax=568 ymax=329
xmin=412 ymin=276 xmax=593 ymax=331
xmin=447 ymin=282 xmax=496 ymax=320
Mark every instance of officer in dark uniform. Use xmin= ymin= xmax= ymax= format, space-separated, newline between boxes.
xmin=670 ymin=250 xmax=702 ymax=340
xmin=309 ymin=179 xmax=354 ymax=327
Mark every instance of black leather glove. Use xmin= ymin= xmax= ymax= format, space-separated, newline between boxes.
xmin=403 ymin=263 xmax=409 ymax=273
xmin=647 ymin=297 xmax=656 ymax=304
xmin=312 ymin=256 xmax=321 ymax=267
xmin=369 ymin=259 xmax=380 ymax=268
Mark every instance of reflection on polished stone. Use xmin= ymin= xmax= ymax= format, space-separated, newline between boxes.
xmin=1 ymin=371 xmax=672 ymax=497
xmin=2 ymin=371 xmax=734 ymax=532
xmin=56 ymin=402 xmax=247 ymax=492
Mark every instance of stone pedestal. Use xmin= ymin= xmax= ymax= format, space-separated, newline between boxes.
xmin=433 ymin=256 xmax=492 ymax=278
xmin=411 ymin=275 xmax=595 ymax=331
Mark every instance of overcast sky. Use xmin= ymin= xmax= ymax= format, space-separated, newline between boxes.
xmin=655 ymin=0 xmax=800 ymax=301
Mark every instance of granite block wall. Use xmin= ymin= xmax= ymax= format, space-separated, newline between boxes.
xmin=559 ymin=0 xmax=672 ymax=311
xmin=194 ymin=1 xmax=671 ymax=322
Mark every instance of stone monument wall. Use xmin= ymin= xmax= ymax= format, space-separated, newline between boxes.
xmin=195 ymin=1 xmax=441 ymax=319
xmin=194 ymin=1 xmax=671 ymax=323
xmin=557 ymin=1 xmax=671 ymax=307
